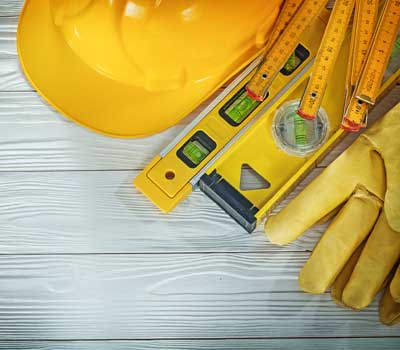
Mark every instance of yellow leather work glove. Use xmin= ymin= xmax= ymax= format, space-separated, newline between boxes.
xmin=265 ymin=103 xmax=400 ymax=325
xmin=380 ymin=265 xmax=400 ymax=325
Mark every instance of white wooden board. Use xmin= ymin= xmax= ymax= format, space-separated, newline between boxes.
xmin=0 ymin=169 xmax=325 ymax=254
xmin=0 ymin=1 xmax=22 ymax=17
xmin=0 ymin=2 xmax=399 ymax=348
xmin=0 ymin=254 xmax=397 ymax=340
xmin=0 ymin=91 xmax=185 ymax=171
xmin=1 ymin=339 xmax=400 ymax=350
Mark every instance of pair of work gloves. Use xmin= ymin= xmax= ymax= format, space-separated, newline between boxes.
xmin=265 ymin=103 xmax=400 ymax=325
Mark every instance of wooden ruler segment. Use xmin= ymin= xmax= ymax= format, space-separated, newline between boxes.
xmin=297 ymin=0 xmax=355 ymax=120
xmin=350 ymin=0 xmax=379 ymax=87
xmin=265 ymin=0 xmax=306 ymax=52
xmin=356 ymin=0 xmax=400 ymax=104
xmin=344 ymin=1 xmax=358 ymax=110
xmin=342 ymin=97 xmax=369 ymax=131
xmin=344 ymin=0 xmax=379 ymax=111
xmin=246 ymin=0 xmax=327 ymax=101
xmin=342 ymin=0 xmax=400 ymax=131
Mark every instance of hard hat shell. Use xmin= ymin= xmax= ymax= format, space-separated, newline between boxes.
xmin=17 ymin=0 xmax=282 ymax=137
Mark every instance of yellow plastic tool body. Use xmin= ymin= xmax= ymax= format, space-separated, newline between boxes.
xmin=212 ymin=48 xmax=399 ymax=228
xmin=17 ymin=0 xmax=282 ymax=137
xmin=135 ymin=10 xmax=328 ymax=213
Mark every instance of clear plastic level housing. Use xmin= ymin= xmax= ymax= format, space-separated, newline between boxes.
xmin=272 ymin=100 xmax=329 ymax=157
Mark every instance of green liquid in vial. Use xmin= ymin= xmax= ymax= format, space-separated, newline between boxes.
xmin=294 ymin=113 xmax=308 ymax=146
xmin=225 ymin=91 xmax=259 ymax=124
xmin=182 ymin=140 xmax=210 ymax=166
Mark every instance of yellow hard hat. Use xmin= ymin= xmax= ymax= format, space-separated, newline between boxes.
xmin=17 ymin=0 xmax=282 ymax=137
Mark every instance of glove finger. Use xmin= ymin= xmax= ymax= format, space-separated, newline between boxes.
xmin=299 ymin=188 xmax=381 ymax=294
xmin=380 ymin=283 xmax=400 ymax=326
xmin=331 ymin=241 xmax=365 ymax=307
xmin=342 ymin=213 xmax=400 ymax=310
xmin=363 ymin=103 xmax=400 ymax=232
xmin=265 ymin=176 xmax=350 ymax=245
xmin=315 ymin=205 xmax=343 ymax=225
xmin=390 ymin=265 xmax=400 ymax=303
xmin=265 ymin=137 xmax=385 ymax=246
xmin=332 ymin=240 xmax=395 ymax=309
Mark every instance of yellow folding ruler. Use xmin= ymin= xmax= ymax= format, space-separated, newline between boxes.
xmin=246 ymin=0 xmax=327 ymax=101
xmin=264 ymin=0 xmax=306 ymax=53
xmin=342 ymin=0 xmax=400 ymax=131
xmin=297 ymin=0 xmax=355 ymax=120
xmin=135 ymin=3 xmax=400 ymax=232
xmin=344 ymin=0 xmax=379 ymax=109
xmin=286 ymin=0 xmax=399 ymax=131
xmin=349 ymin=0 xmax=379 ymax=90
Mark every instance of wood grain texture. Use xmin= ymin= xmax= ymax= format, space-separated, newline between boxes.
xmin=1 ymin=339 xmax=400 ymax=350
xmin=0 ymin=91 xmax=226 ymax=171
xmin=0 ymin=1 xmax=22 ymax=17
xmin=0 ymin=254 xmax=397 ymax=340
xmin=0 ymin=169 xmax=325 ymax=254
xmin=0 ymin=17 xmax=16 ymax=59
xmin=1 ymin=2 xmax=400 ymax=347
xmin=0 ymin=17 xmax=30 ymax=92
xmin=0 ymin=92 xmax=185 ymax=171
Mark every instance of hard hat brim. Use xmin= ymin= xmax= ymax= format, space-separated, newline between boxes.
xmin=17 ymin=1 xmax=278 ymax=138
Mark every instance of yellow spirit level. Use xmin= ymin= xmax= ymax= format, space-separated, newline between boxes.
xmin=135 ymin=8 xmax=327 ymax=216
xmin=135 ymin=6 xmax=400 ymax=232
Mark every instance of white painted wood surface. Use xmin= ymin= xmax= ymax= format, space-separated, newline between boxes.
xmin=0 ymin=169 xmax=328 ymax=254
xmin=0 ymin=1 xmax=399 ymax=348
xmin=0 ymin=254 xmax=397 ymax=339
xmin=0 ymin=1 xmax=22 ymax=16
xmin=1 ymin=339 xmax=400 ymax=350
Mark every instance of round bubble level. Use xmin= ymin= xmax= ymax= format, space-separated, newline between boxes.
xmin=272 ymin=100 xmax=329 ymax=157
